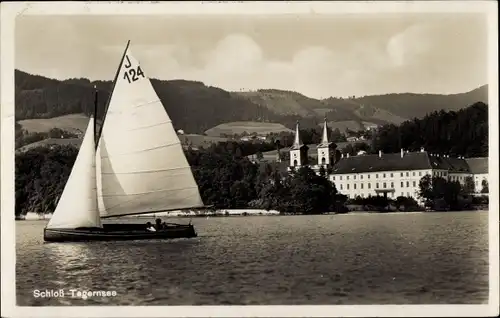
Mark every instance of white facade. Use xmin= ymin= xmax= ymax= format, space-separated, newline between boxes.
xmin=317 ymin=146 xmax=331 ymax=166
xmin=331 ymin=166 xmax=489 ymax=202
xmin=290 ymin=148 xmax=304 ymax=167
xmin=432 ymin=169 xmax=449 ymax=180
xmin=332 ymin=168 xmax=488 ymax=200
xmin=331 ymin=169 xmax=431 ymax=201
xmin=441 ymin=171 xmax=487 ymax=194
xmin=473 ymin=173 xmax=488 ymax=193
xmin=447 ymin=172 xmax=469 ymax=185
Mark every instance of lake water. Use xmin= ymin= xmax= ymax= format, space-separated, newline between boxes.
xmin=16 ymin=212 xmax=489 ymax=306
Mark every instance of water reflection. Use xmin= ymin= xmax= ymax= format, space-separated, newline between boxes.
xmin=17 ymin=213 xmax=489 ymax=305
xmin=43 ymin=242 xmax=98 ymax=287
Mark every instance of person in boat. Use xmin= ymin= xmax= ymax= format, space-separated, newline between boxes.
xmin=146 ymin=222 xmax=156 ymax=232
xmin=155 ymin=218 xmax=164 ymax=231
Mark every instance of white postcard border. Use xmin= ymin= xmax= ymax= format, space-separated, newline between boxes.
xmin=1 ymin=1 xmax=498 ymax=317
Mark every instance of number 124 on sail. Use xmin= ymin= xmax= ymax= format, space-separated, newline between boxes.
xmin=123 ymin=54 xmax=145 ymax=83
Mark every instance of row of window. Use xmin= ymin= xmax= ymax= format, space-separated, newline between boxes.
xmin=347 ymin=192 xmax=416 ymax=198
xmin=336 ymin=173 xmax=468 ymax=183
xmin=339 ymin=181 xmax=418 ymax=190
xmin=434 ymin=171 xmax=448 ymax=178
xmin=449 ymin=175 xmax=465 ymax=181
xmin=333 ymin=171 xmax=426 ymax=181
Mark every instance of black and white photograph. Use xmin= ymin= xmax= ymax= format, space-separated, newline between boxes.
xmin=1 ymin=1 xmax=498 ymax=317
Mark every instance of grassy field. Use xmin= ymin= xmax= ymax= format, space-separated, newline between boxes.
xmin=317 ymin=120 xmax=365 ymax=132
xmin=361 ymin=121 xmax=379 ymax=128
xmin=18 ymin=113 xmax=90 ymax=134
xmin=178 ymin=134 xmax=228 ymax=149
xmin=205 ymin=121 xmax=293 ymax=137
xmin=16 ymin=138 xmax=83 ymax=153
xmin=15 ymin=114 xmax=368 ymax=155
xmin=367 ymin=108 xmax=407 ymax=125
xmin=312 ymin=108 xmax=335 ymax=116
xmin=16 ymin=133 xmax=227 ymax=153
xmin=16 ymin=114 xmax=231 ymax=151
xmin=235 ymin=90 xmax=320 ymax=117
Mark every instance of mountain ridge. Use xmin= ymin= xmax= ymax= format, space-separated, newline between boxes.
xmin=15 ymin=69 xmax=488 ymax=135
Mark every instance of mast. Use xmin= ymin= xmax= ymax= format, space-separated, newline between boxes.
xmin=93 ymin=85 xmax=98 ymax=145
xmin=96 ymin=39 xmax=131 ymax=147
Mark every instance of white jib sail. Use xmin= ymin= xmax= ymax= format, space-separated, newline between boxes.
xmin=47 ymin=117 xmax=102 ymax=229
xmin=96 ymin=45 xmax=205 ymax=217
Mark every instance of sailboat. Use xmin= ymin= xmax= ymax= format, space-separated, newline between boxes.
xmin=43 ymin=41 xmax=206 ymax=242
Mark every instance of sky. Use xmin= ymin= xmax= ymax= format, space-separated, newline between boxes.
xmin=15 ymin=13 xmax=489 ymax=99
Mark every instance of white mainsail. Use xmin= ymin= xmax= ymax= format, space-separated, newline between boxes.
xmin=96 ymin=44 xmax=205 ymax=218
xmin=47 ymin=117 xmax=102 ymax=229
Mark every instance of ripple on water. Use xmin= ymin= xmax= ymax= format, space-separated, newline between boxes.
xmin=16 ymin=212 xmax=489 ymax=305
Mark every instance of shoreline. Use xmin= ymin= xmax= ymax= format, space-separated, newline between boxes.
xmin=15 ymin=208 xmax=488 ymax=221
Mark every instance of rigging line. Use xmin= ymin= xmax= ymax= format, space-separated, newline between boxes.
xmin=99 ymin=191 xmax=201 ymax=214
xmin=98 ymin=193 xmax=202 ymax=214
xmin=98 ymin=119 xmax=173 ymax=134
xmin=132 ymin=99 xmax=162 ymax=109
xmin=128 ymin=120 xmax=173 ymax=132
xmin=98 ymin=186 xmax=200 ymax=198
xmin=98 ymin=141 xmax=183 ymax=158
xmin=100 ymin=204 xmax=208 ymax=218
xmin=101 ymin=166 xmax=192 ymax=175
xmin=96 ymin=39 xmax=131 ymax=150
xmin=104 ymin=99 xmax=163 ymax=114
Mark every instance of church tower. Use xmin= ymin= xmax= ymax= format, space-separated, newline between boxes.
xmin=317 ymin=118 xmax=336 ymax=167
xmin=289 ymin=121 xmax=309 ymax=168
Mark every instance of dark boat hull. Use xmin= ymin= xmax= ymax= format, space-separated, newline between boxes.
xmin=44 ymin=222 xmax=197 ymax=242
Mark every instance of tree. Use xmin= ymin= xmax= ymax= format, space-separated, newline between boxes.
xmin=443 ymin=180 xmax=461 ymax=210
xmin=285 ymin=166 xmax=337 ymax=214
xmin=481 ymin=179 xmax=489 ymax=193
xmin=15 ymin=145 xmax=78 ymax=216
xmin=395 ymin=196 xmax=420 ymax=211
xmin=353 ymin=142 xmax=370 ymax=154
xmin=418 ymin=174 xmax=434 ymax=206
xmin=343 ymin=144 xmax=355 ymax=156
xmin=17 ymin=137 xmax=349 ymax=217
xmin=230 ymin=180 xmax=252 ymax=208
xmin=372 ymin=102 xmax=488 ymax=158
xmin=462 ymin=176 xmax=475 ymax=195
xmin=330 ymin=128 xmax=347 ymax=143
xmin=234 ymin=147 xmax=242 ymax=158
xmin=318 ymin=165 xmax=326 ymax=178
xmin=418 ymin=174 xmax=468 ymax=211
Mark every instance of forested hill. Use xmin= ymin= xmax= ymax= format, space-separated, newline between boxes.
xmin=351 ymin=85 xmax=489 ymax=120
xmin=15 ymin=70 xmax=308 ymax=134
xmin=372 ymin=101 xmax=488 ymax=158
xmin=15 ymin=69 xmax=488 ymax=134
